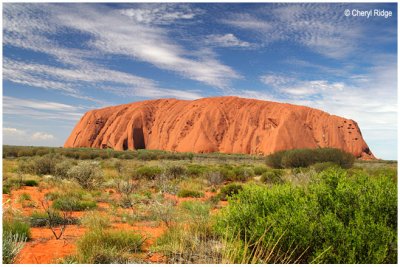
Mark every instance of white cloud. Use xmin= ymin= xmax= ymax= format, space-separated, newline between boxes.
xmin=205 ymin=34 xmax=251 ymax=47
xmin=3 ymin=3 xmax=234 ymax=100
xmin=120 ymin=4 xmax=200 ymax=24
xmin=52 ymin=4 xmax=239 ymax=88
xmin=3 ymin=126 xmax=56 ymax=145
xmin=3 ymin=128 xmax=26 ymax=136
xmin=32 ymin=132 xmax=55 ymax=140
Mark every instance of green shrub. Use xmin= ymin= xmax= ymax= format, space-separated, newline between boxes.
xmin=52 ymin=196 xmax=97 ymax=211
xmin=19 ymin=193 xmax=32 ymax=202
xmin=24 ymin=180 xmax=39 ymax=187
xmin=219 ymin=183 xmax=243 ymax=201
xmin=177 ymin=189 xmax=204 ymax=198
xmin=204 ymin=169 xmax=225 ymax=185
xmin=67 ymin=161 xmax=104 ymax=189
xmin=76 ymin=229 xmax=145 ymax=263
xmin=29 ymin=211 xmax=79 ymax=227
xmin=311 ymin=162 xmax=339 ymax=173
xmin=153 ymin=203 xmax=217 ymax=264
xmin=253 ymin=165 xmax=269 ymax=175
xmin=2 ymin=232 xmax=27 ymax=264
xmin=166 ymin=165 xmax=187 ymax=179
xmin=54 ymin=160 xmax=75 ymax=178
xmin=180 ymin=201 xmax=211 ymax=226
xmin=186 ymin=164 xmax=209 ymax=177
xmin=3 ymin=219 xmax=31 ymax=240
xmin=266 ymin=148 xmax=355 ymax=169
xmin=260 ymin=169 xmax=285 ymax=184
xmin=215 ymin=168 xmax=397 ymax=263
xmin=80 ymin=211 xmax=111 ymax=230
xmin=232 ymin=166 xmax=254 ymax=182
xmin=32 ymin=154 xmax=59 ymax=175
xmin=134 ymin=165 xmax=162 ymax=180
xmin=3 ymin=184 xmax=11 ymax=194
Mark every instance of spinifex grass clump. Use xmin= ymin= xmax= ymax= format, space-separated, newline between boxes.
xmin=215 ymin=167 xmax=397 ymax=264
xmin=266 ymin=148 xmax=355 ymax=169
xmin=75 ymin=229 xmax=145 ymax=263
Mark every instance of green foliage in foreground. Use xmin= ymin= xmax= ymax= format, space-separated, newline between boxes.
xmin=2 ymin=232 xmax=27 ymax=264
xmin=266 ymin=148 xmax=355 ymax=169
xmin=215 ymin=167 xmax=397 ymax=264
xmin=3 ymin=218 xmax=31 ymax=240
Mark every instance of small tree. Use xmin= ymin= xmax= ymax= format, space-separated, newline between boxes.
xmin=114 ymin=178 xmax=139 ymax=215
xmin=40 ymin=198 xmax=72 ymax=240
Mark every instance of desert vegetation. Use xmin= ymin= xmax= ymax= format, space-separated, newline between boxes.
xmin=2 ymin=145 xmax=397 ymax=264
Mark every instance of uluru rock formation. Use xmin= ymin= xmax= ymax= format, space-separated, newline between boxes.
xmin=64 ymin=96 xmax=375 ymax=159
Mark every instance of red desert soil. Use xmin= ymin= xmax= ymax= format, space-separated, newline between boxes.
xmin=65 ymin=96 xmax=375 ymax=159
xmin=164 ymin=191 xmax=216 ymax=204
xmin=15 ymin=226 xmax=87 ymax=264
xmin=3 ymin=186 xmax=51 ymax=216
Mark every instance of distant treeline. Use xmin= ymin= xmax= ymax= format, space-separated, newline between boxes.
xmin=2 ymin=145 xmax=263 ymax=161
xmin=4 ymin=145 xmax=387 ymax=169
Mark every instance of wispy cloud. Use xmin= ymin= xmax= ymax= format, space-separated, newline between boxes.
xmin=205 ymin=34 xmax=251 ymax=47
xmin=53 ymin=4 xmax=239 ymax=88
xmin=3 ymin=96 xmax=85 ymax=121
xmin=4 ymin=3 xmax=237 ymax=100
xmin=221 ymin=3 xmax=364 ymax=58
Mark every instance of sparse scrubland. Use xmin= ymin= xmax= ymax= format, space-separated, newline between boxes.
xmin=2 ymin=145 xmax=397 ymax=264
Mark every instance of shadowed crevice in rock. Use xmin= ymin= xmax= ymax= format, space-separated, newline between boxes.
xmin=133 ymin=127 xmax=145 ymax=149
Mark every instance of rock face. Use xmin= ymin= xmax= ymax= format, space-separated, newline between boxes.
xmin=64 ymin=96 xmax=375 ymax=159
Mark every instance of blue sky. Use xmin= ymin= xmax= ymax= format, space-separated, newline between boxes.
xmin=3 ymin=3 xmax=397 ymax=159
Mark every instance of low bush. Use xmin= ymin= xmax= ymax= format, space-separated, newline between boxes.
xmin=152 ymin=220 xmax=219 ymax=264
xmin=76 ymin=229 xmax=145 ymax=263
xmin=204 ymin=170 xmax=225 ymax=186
xmin=3 ymin=218 xmax=31 ymax=240
xmin=266 ymin=148 xmax=355 ymax=169
xmin=260 ymin=169 xmax=285 ymax=184
xmin=29 ymin=210 xmax=79 ymax=227
xmin=215 ymin=168 xmax=397 ymax=263
xmin=186 ymin=164 xmax=209 ymax=177
xmin=166 ymin=165 xmax=187 ymax=179
xmin=24 ymin=180 xmax=39 ymax=187
xmin=134 ymin=165 xmax=162 ymax=180
xmin=52 ymin=197 xmax=97 ymax=211
xmin=177 ymin=189 xmax=204 ymax=198
xmin=219 ymin=183 xmax=243 ymax=201
xmin=311 ymin=162 xmax=339 ymax=173
xmin=67 ymin=161 xmax=104 ymax=189
xmin=232 ymin=166 xmax=254 ymax=182
xmin=54 ymin=160 xmax=76 ymax=178
xmin=253 ymin=165 xmax=269 ymax=175
xmin=80 ymin=211 xmax=111 ymax=230
xmin=3 ymin=184 xmax=11 ymax=194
